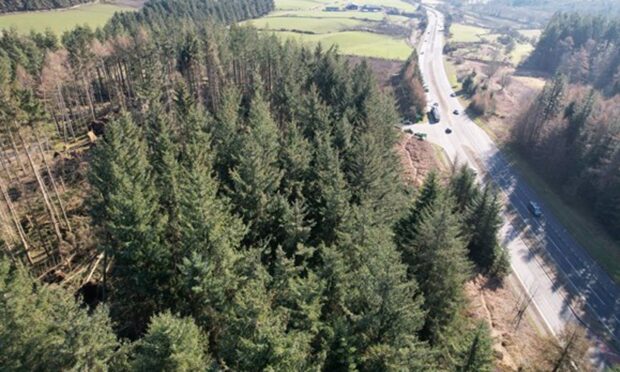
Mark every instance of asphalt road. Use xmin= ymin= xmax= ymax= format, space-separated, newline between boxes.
xmin=405 ymin=7 xmax=620 ymax=358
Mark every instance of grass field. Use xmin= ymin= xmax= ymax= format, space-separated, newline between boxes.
xmin=510 ymin=42 xmax=534 ymax=65
xmin=265 ymin=30 xmax=412 ymax=60
xmin=246 ymin=0 xmax=414 ymax=60
xmin=450 ymin=23 xmax=489 ymax=43
xmin=275 ymin=0 xmax=328 ymax=10
xmin=0 ymin=3 xmax=132 ymax=34
xmin=246 ymin=16 xmax=366 ymax=34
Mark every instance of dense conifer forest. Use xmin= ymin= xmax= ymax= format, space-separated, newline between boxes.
xmin=0 ymin=0 xmax=91 ymax=13
xmin=0 ymin=0 xmax=528 ymax=369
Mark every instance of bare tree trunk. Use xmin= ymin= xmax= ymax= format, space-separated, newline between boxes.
xmin=33 ymin=128 xmax=72 ymax=233
xmin=3 ymin=122 xmax=28 ymax=176
xmin=17 ymin=130 xmax=64 ymax=247
xmin=0 ymin=177 xmax=33 ymax=264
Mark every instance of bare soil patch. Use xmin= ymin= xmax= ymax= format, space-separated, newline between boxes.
xmin=465 ymin=275 xmax=549 ymax=371
xmin=347 ymin=56 xmax=402 ymax=89
xmin=397 ymin=133 xmax=445 ymax=186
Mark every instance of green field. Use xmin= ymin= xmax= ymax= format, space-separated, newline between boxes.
xmin=450 ymin=23 xmax=489 ymax=43
xmin=270 ymin=10 xmax=386 ymax=20
xmin=0 ymin=3 xmax=133 ymax=34
xmin=266 ymin=30 xmax=412 ymax=60
xmin=246 ymin=16 xmax=366 ymax=34
xmin=246 ymin=0 xmax=414 ymax=60
xmin=510 ymin=42 xmax=534 ymax=64
xmin=276 ymin=0 xmax=328 ymax=10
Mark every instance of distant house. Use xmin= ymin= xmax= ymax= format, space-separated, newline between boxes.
xmin=361 ymin=4 xmax=382 ymax=12
xmin=324 ymin=6 xmax=340 ymax=11
xmin=345 ymin=3 xmax=359 ymax=10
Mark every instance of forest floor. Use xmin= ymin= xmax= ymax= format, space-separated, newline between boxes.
xmin=242 ymin=0 xmax=417 ymax=61
xmin=0 ymin=2 xmax=136 ymax=34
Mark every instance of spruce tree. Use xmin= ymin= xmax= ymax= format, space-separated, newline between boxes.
xmin=465 ymin=186 xmax=508 ymax=276
xmin=320 ymin=220 xmax=433 ymax=371
xmin=132 ymin=311 xmax=211 ymax=371
xmin=410 ymin=192 xmax=473 ymax=345
xmin=450 ymin=164 xmax=479 ymax=213
xmin=229 ymin=91 xmax=283 ymax=246
xmin=0 ymin=259 xmax=117 ymax=370
xmin=394 ymin=171 xmax=441 ymax=269
xmin=89 ymin=113 xmax=168 ymax=336
xmin=308 ymin=132 xmax=352 ymax=246
xmin=458 ymin=322 xmax=494 ymax=372
xmin=219 ymin=251 xmax=315 ymax=371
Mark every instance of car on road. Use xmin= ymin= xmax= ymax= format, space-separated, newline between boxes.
xmin=528 ymin=201 xmax=542 ymax=217
xmin=433 ymin=102 xmax=439 ymax=107
xmin=445 ymin=128 xmax=452 ymax=134
xmin=429 ymin=106 xmax=440 ymax=123
xmin=453 ymin=109 xmax=459 ymax=115
xmin=450 ymin=93 xmax=456 ymax=97
xmin=404 ymin=128 xmax=413 ymax=134
xmin=402 ymin=119 xmax=413 ymax=126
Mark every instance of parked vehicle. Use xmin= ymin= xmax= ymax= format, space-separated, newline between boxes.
xmin=414 ymin=132 xmax=427 ymax=140
xmin=453 ymin=109 xmax=459 ymax=115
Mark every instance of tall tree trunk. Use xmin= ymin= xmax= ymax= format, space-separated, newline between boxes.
xmin=0 ymin=177 xmax=33 ymax=264
xmin=33 ymin=128 xmax=72 ymax=233
xmin=17 ymin=130 xmax=64 ymax=248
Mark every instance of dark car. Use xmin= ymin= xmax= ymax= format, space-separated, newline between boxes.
xmin=528 ymin=202 xmax=542 ymax=217
xmin=450 ymin=93 xmax=456 ymax=97
xmin=453 ymin=109 xmax=459 ymax=115
xmin=433 ymin=102 xmax=439 ymax=107
xmin=445 ymin=128 xmax=452 ymax=134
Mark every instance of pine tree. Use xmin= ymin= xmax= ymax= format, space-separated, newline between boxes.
xmin=212 ymin=85 xmax=242 ymax=184
xmin=320 ymin=219 xmax=434 ymax=371
xmin=458 ymin=322 xmax=494 ymax=372
xmin=450 ymin=164 xmax=479 ymax=213
xmin=229 ymin=91 xmax=283 ymax=246
xmin=308 ymin=132 xmax=352 ymax=246
xmin=219 ymin=250 xmax=315 ymax=371
xmin=346 ymin=131 xmax=404 ymax=226
xmin=465 ymin=186 xmax=509 ymax=276
xmin=132 ymin=311 xmax=211 ymax=371
xmin=89 ymin=113 xmax=168 ymax=337
xmin=410 ymin=192 xmax=473 ymax=345
xmin=0 ymin=258 xmax=117 ymax=370
xmin=394 ymin=171 xmax=441 ymax=268
xmin=146 ymin=100 xmax=182 ymax=245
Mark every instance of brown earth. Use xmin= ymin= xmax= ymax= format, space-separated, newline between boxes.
xmin=465 ymin=275 xmax=550 ymax=371
xmin=396 ymin=132 xmax=447 ymax=186
xmin=346 ymin=56 xmax=402 ymax=90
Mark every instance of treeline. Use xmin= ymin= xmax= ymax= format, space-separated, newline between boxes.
xmin=512 ymin=74 xmax=620 ymax=239
xmin=0 ymin=0 xmax=90 ymax=13
xmin=395 ymin=50 xmax=427 ymax=121
xmin=527 ymin=12 xmax=620 ymax=95
xmin=104 ymin=0 xmax=274 ymax=35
